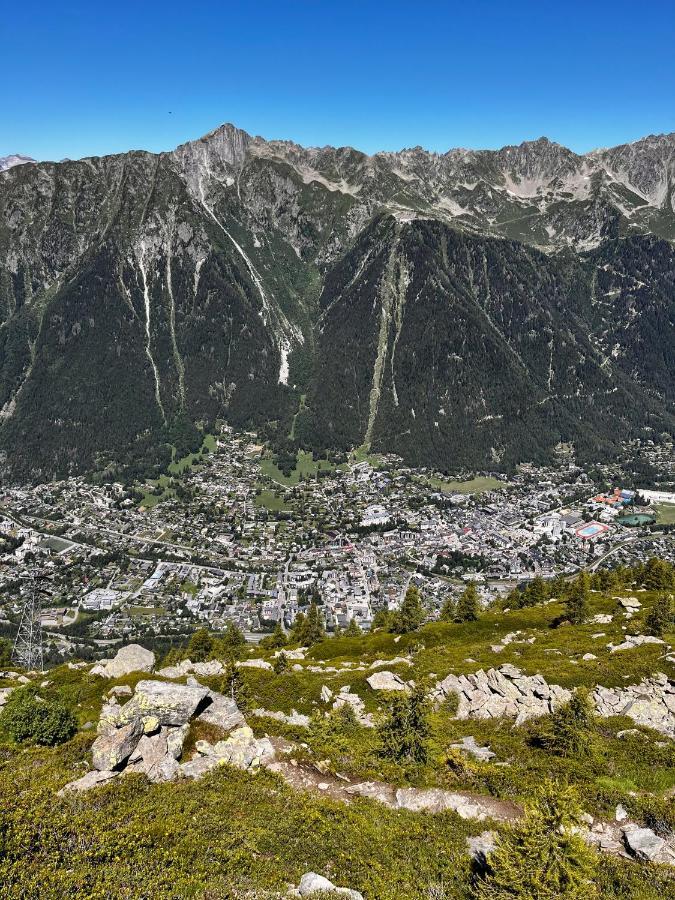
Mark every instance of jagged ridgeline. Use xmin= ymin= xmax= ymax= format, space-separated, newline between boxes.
xmin=0 ymin=124 xmax=674 ymax=479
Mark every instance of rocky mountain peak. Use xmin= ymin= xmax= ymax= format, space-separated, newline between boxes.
xmin=0 ymin=154 xmax=35 ymax=172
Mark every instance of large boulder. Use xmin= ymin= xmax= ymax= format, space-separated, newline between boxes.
xmin=117 ymin=680 xmax=210 ymax=727
xmin=0 ymin=687 xmax=14 ymax=707
xmin=97 ymin=644 xmax=155 ymax=679
xmin=91 ymin=718 xmax=143 ymax=771
xmin=366 ymin=671 xmax=409 ymax=692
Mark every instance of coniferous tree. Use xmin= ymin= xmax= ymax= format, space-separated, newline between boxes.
xmin=289 ymin=611 xmax=306 ymax=644
xmin=474 ymin=780 xmax=597 ymax=899
xmin=565 ymin=573 xmax=589 ymax=625
xmin=268 ymin=621 xmax=288 ymax=648
xmin=439 ymin=596 xmax=455 ymax=621
xmin=379 ymin=684 xmax=430 ymax=764
xmin=188 ymin=628 xmax=215 ymax=662
xmin=538 ymin=689 xmax=594 ymax=757
xmin=273 ymin=650 xmax=289 ymax=674
xmin=455 ymin=583 xmax=479 ymax=623
xmin=344 ymin=618 xmax=362 ymax=636
xmin=643 ymin=557 xmax=674 ymax=591
xmin=645 ymin=593 xmax=674 ymax=637
xmin=390 ymin=585 xmax=425 ymax=634
xmin=299 ymin=601 xmax=325 ymax=646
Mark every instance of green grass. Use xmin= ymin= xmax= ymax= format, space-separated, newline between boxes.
xmin=259 ymin=450 xmax=335 ymax=487
xmin=254 ymin=490 xmax=290 ymax=512
xmin=654 ymin=502 xmax=675 ymax=525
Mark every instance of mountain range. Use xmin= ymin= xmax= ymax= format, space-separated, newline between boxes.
xmin=0 ymin=124 xmax=674 ymax=481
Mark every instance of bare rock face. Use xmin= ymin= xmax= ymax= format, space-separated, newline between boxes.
xmin=593 ymin=674 xmax=675 ymax=738
xmin=96 ymin=645 xmax=156 ymax=679
xmin=91 ymin=718 xmax=143 ymax=771
xmin=432 ymin=665 xmax=571 ymax=723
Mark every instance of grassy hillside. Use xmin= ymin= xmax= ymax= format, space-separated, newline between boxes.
xmin=1 ymin=575 xmax=674 ymax=898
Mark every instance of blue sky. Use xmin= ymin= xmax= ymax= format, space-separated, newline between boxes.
xmin=2 ymin=0 xmax=674 ymax=161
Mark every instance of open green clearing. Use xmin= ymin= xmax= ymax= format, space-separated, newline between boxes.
xmin=259 ymin=449 xmax=335 ymax=487
xmin=254 ymin=489 xmax=290 ymax=512
xmin=654 ymin=502 xmax=675 ymax=525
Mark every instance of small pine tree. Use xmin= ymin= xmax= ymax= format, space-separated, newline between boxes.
xmin=344 ymin=618 xmax=362 ymax=637
xmin=379 ymin=684 xmax=430 ymax=764
xmin=474 ymin=780 xmax=597 ymax=899
xmin=188 ymin=628 xmax=215 ymax=662
xmin=439 ymin=597 xmax=455 ymax=621
xmin=220 ymin=664 xmax=250 ymax=712
xmin=645 ymin=593 xmax=674 ymax=637
xmin=289 ymin=611 xmax=306 ymax=644
xmin=390 ymin=585 xmax=425 ymax=634
xmin=526 ymin=576 xmax=547 ymax=606
xmin=642 ymin=557 xmax=674 ymax=591
xmin=565 ymin=573 xmax=589 ymax=625
xmin=455 ymin=583 xmax=479 ymax=623
xmin=220 ymin=621 xmax=247 ymax=655
xmin=538 ymin=689 xmax=594 ymax=758
xmin=300 ymin=602 xmax=326 ymax=646
xmin=273 ymin=651 xmax=289 ymax=674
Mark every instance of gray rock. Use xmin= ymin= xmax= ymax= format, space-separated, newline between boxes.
xmin=91 ymin=718 xmax=143 ymax=771
xmin=450 ymin=736 xmax=496 ymax=762
xmin=118 ymin=679 xmax=210 ymax=727
xmin=366 ymin=670 xmax=409 ymax=691
xmin=237 ymin=658 xmax=273 ymax=670
xmin=0 ymin=686 xmax=14 ymax=707
xmin=623 ymin=826 xmax=666 ymax=861
xmin=166 ymin=723 xmax=190 ymax=759
xmin=466 ymin=830 xmax=497 ymax=867
xmin=196 ymin=691 xmax=246 ymax=732
xmin=179 ymin=755 xmax=219 ymax=779
xmin=298 ymin=872 xmax=363 ymax=899
xmin=99 ymin=644 xmax=155 ymax=678
xmin=58 ymin=769 xmax=119 ymax=795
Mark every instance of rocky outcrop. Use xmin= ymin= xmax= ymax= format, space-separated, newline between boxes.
xmin=92 ymin=645 xmax=156 ymax=678
xmin=60 ymin=678 xmax=273 ymax=793
xmin=593 ymin=674 xmax=675 ymax=737
xmin=251 ymin=708 xmax=310 ymax=727
xmin=450 ymin=736 xmax=496 ymax=762
xmin=432 ymin=665 xmax=571 ymax=724
xmin=331 ymin=686 xmax=375 ymax=727
xmin=0 ymin=686 xmax=14 ymax=707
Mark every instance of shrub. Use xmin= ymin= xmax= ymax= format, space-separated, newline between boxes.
xmin=473 ymin=780 xmax=597 ymax=899
xmin=379 ymin=684 xmax=430 ymax=764
xmin=645 ymin=593 xmax=674 ymax=637
xmin=536 ymin=689 xmax=595 ymax=758
xmin=0 ymin=686 xmax=77 ymax=746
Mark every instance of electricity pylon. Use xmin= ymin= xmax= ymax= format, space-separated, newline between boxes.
xmin=11 ymin=575 xmax=44 ymax=672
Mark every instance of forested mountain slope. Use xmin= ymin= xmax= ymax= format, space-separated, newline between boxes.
xmin=0 ymin=124 xmax=673 ymax=480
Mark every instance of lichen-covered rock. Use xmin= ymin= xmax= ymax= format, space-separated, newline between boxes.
xmin=196 ymin=691 xmax=245 ymax=732
xmin=117 ymin=680 xmax=210 ymax=727
xmin=196 ymin=725 xmax=275 ymax=770
xmin=91 ymin=718 xmax=143 ymax=771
